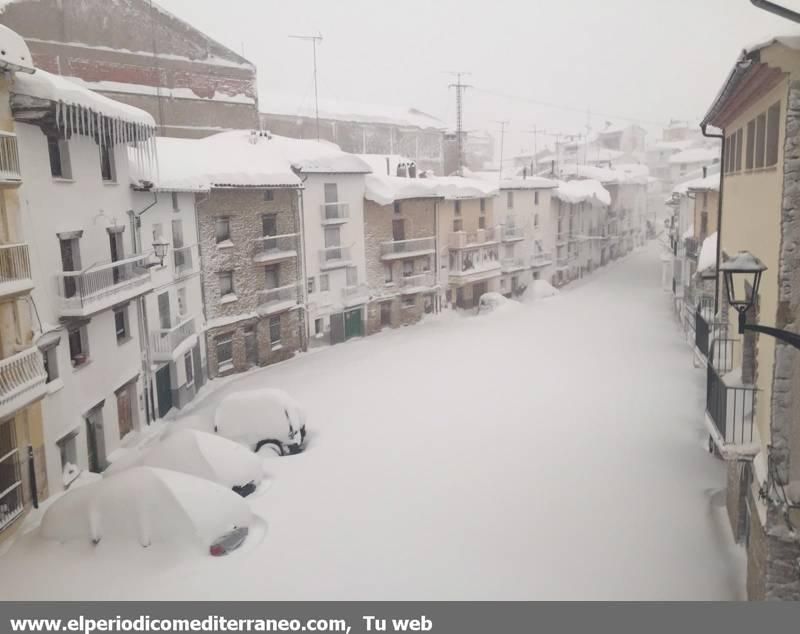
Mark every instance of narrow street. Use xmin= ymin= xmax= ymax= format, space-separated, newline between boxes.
xmin=1 ymin=244 xmax=745 ymax=599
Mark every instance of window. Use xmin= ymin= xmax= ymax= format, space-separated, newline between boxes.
xmin=99 ymin=143 xmax=116 ymax=182
xmin=319 ymin=274 xmax=330 ymax=291
xmin=454 ymin=200 xmax=461 ymax=215
xmin=269 ymin=316 xmax=281 ymax=346
xmin=746 ymin=119 xmax=756 ymax=170
xmin=755 ymin=113 xmax=766 ymax=169
xmin=393 ymin=202 xmax=401 ymax=215
xmin=507 ymin=191 xmax=514 ymax=209
xmin=152 ymin=223 xmax=163 ymax=243
xmin=766 ymin=101 xmax=781 ymax=168
xmin=314 ymin=318 xmax=323 ymax=336
xmin=262 ymin=213 xmax=277 ymax=238
xmin=244 ymin=326 xmax=257 ymax=365
xmin=219 ymin=271 xmax=234 ymax=298
xmin=264 ymin=190 xmax=274 ymax=202
xmin=324 ymin=183 xmax=339 ymax=204
xmin=177 ymin=287 xmax=188 ymax=317
xmin=384 ymin=264 xmax=393 ymax=283
xmin=113 ymin=306 xmax=130 ymax=343
xmin=59 ymin=236 xmax=81 ymax=298
xmin=346 ymin=266 xmax=358 ymax=286
xmin=403 ymin=260 xmax=414 ymax=277
xmin=68 ymin=326 xmax=89 ymax=368
xmin=47 ymin=136 xmax=71 ymax=179
xmin=264 ymin=265 xmax=279 ymax=289
xmin=534 ymin=191 xmax=539 ymax=205
xmin=402 ymin=295 xmax=416 ymax=308
xmin=392 ymin=218 xmax=405 ymax=242
xmin=307 ymin=277 xmax=315 ymax=294
xmin=215 ymin=217 xmax=231 ymax=243
xmin=453 ymin=218 xmax=463 ymax=232
xmin=43 ymin=346 xmax=59 ymax=384
xmin=479 ymin=198 xmax=486 ymax=213
xmin=478 ymin=216 xmax=486 ymax=229
xmin=734 ymin=128 xmax=743 ymax=172
xmin=171 ymin=192 xmax=180 ymax=211
xmin=57 ymin=432 xmax=78 ymax=477
xmin=216 ymin=334 xmax=233 ymax=369
xmin=184 ymin=351 xmax=194 ymax=386
xmin=534 ymin=213 xmax=539 ymax=227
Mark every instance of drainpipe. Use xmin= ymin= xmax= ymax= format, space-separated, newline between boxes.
xmin=296 ymin=185 xmax=309 ymax=351
xmin=193 ymin=191 xmax=209 ymax=382
xmin=434 ymin=199 xmax=440 ymax=313
xmin=751 ymin=0 xmax=800 ymax=23
xmin=701 ymin=124 xmax=725 ymax=317
xmin=128 ymin=190 xmax=158 ymax=424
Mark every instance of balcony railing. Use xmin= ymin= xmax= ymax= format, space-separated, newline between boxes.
xmin=706 ymin=360 xmax=756 ymax=447
xmin=0 ymin=243 xmax=33 ymax=297
xmin=252 ymin=233 xmax=298 ymax=264
xmin=150 ymin=317 xmax=196 ymax=361
xmin=319 ymin=245 xmax=352 ymax=269
xmin=501 ymin=225 xmax=524 ymax=241
xmin=501 ymin=257 xmax=527 ymax=272
xmin=257 ymin=283 xmax=301 ymax=313
xmin=321 ymin=202 xmax=350 ymax=224
xmin=0 ymin=132 xmax=21 ymax=185
xmin=531 ymin=250 xmax=553 ymax=268
xmin=172 ymin=244 xmax=196 ymax=277
xmin=0 ymin=449 xmax=23 ymax=532
xmin=397 ymin=272 xmax=436 ymax=292
xmin=694 ymin=297 xmax=718 ymax=359
xmin=56 ymin=253 xmax=152 ymax=317
xmin=380 ymin=237 xmax=435 ymax=259
xmin=0 ymin=346 xmax=47 ymax=422
xmin=449 ymin=249 xmax=501 ymax=276
xmin=448 ymin=228 xmax=497 ymax=249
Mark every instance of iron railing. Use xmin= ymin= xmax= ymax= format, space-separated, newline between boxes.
xmin=257 ymin=283 xmax=301 ymax=308
xmin=0 ymin=132 xmax=21 ymax=184
xmin=0 ymin=447 xmax=23 ymax=532
xmin=706 ymin=359 xmax=756 ymax=446
xmin=397 ymin=272 xmax=436 ymax=290
xmin=0 ymin=244 xmax=32 ymax=289
xmin=380 ymin=237 xmax=435 ymax=258
xmin=448 ymin=228 xmax=497 ymax=249
xmin=150 ymin=317 xmax=196 ymax=360
xmin=319 ymin=245 xmax=352 ymax=268
xmin=0 ymin=347 xmax=47 ymax=421
xmin=56 ymin=254 xmax=151 ymax=311
xmin=252 ymin=233 xmax=298 ymax=262
xmin=320 ymin=202 xmax=350 ymax=223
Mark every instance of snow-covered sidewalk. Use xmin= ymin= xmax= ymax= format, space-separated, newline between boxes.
xmin=0 ymin=244 xmax=745 ymax=600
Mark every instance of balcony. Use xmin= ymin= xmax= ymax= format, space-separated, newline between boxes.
xmin=694 ymin=297 xmax=718 ymax=359
xmin=396 ymin=272 xmax=436 ymax=294
xmin=448 ymin=248 xmax=501 ymax=283
xmin=0 ymin=132 xmax=21 ymax=186
xmin=172 ymin=244 xmax=196 ymax=277
xmin=501 ymin=225 xmax=525 ymax=242
xmin=380 ymin=237 xmax=435 ymax=261
xmin=501 ymin=257 xmax=527 ymax=273
xmin=0 ymin=244 xmax=33 ymax=298
xmin=56 ymin=254 xmax=152 ymax=318
xmin=448 ymin=228 xmax=497 ymax=249
xmin=0 ymin=346 xmax=47 ymax=422
xmin=319 ymin=245 xmax=352 ymax=270
xmin=321 ymin=202 xmax=350 ymax=225
xmin=342 ymin=283 xmax=370 ymax=307
xmin=531 ymin=250 xmax=553 ymax=269
xmin=706 ymin=339 xmax=757 ymax=451
xmin=256 ymin=283 xmax=301 ymax=315
xmin=252 ymin=233 xmax=299 ymax=265
xmin=150 ymin=317 xmax=197 ymax=362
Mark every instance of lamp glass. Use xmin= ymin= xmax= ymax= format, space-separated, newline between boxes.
xmin=153 ymin=240 xmax=169 ymax=260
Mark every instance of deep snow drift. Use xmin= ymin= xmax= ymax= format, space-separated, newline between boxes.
xmin=0 ymin=244 xmax=744 ymax=600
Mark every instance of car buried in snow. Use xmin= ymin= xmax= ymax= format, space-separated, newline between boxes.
xmin=214 ymin=388 xmax=307 ymax=456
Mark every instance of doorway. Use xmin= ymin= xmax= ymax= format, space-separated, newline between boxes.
xmin=85 ymin=406 xmax=107 ymax=473
xmin=155 ymin=365 xmax=173 ymax=418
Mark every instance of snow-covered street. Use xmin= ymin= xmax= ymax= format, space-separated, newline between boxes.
xmin=0 ymin=244 xmax=745 ymax=600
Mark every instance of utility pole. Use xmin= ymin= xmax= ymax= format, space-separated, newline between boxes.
xmin=448 ymin=71 xmax=472 ymax=175
xmin=290 ymin=33 xmax=323 ymax=140
xmin=496 ymin=120 xmax=509 ymax=182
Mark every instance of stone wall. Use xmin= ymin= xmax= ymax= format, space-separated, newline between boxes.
xmin=366 ymin=295 xmax=429 ymax=335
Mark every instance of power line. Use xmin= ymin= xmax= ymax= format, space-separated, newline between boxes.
xmin=447 ymin=71 xmax=472 ymax=175
xmin=290 ymin=33 xmax=323 ymax=140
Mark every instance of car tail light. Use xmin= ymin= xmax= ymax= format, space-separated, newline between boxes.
xmin=209 ymin=544 xmax=226 ymax=557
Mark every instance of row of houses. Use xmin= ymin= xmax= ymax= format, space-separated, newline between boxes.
xmin=667 ymin=35 xmax=800 ymax=600
xmin=0 ymin=24 xmax=650 ymax=545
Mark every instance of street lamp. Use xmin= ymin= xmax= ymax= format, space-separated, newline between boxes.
xmin=152 ymin=239 xmax=169 ymax=267
xmin=720 ymin=250 xmax=800 ymax=348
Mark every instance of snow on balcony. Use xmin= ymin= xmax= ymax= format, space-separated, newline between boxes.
xmin=320 ymin=202 xmax=350 ymax=224
xmin=0 ymin=346 xmax=47 ymax=422
xmin=150 ymin=317 xmax=198 ymax=362
xmin=256 ymin=283 xmax=302 ymax=315
xmin=396 ymin=272 xmax=437 ymax=294
xmin=448 ymin=228 xmax=498 ymax=249
xmin=0 ymin=243 xmax=33 ymax=298
xmin=380 ymin=237 xmax=435 ymax=260
xmin=319 ymin=246 xmax=353 ymax=270
xmin=252 ymin=234 xmax=299 ymax=264
xmin=0 ymin=132 xmax=22 ymax=185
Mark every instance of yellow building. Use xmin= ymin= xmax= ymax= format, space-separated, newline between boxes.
xmin=702 ymin=36 xmax=800 ymax=600
xmin=0 ymin=26 xmax=49 ymax=545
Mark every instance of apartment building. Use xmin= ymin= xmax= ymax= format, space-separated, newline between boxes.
xmin=0 ymin=26 xmax=48 ymax=542
xmin=129 ymin=185 xmax=207 ymax=418
xmin=492 ymin=178 xmax=557 ymax=297
xmin=701 ymin=35 xmax=800 ymax=600
xmin=11 ymin=65 xmax=158 ymax=492
xmin=362 ymin=172 xmax=441 ymax=332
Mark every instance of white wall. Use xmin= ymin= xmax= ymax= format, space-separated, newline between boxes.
xmin=16 ymin=122 xmax=147 ymax=491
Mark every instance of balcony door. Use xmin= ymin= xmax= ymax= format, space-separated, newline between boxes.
xmin=262 ymin=214 xmax=277 ymax=250
xmin=59 ymin=236 xmax=81 ymax=298
xmin=324 ymin=226 xmax=341 ymax=261
xmin=109 ymin=232 xmax=124 ymax=284
xmin=392 ymin=219 xmax=406 ymax=253
xmin=324 ymin=183 xmax=339 ymax=221
xmin=158 ymin=291 xmax=171 ymax=330
xmin=264 ymin=265 xmax=280 ymax=290
xmin=85 ymin=405 xmax=107 ymax=473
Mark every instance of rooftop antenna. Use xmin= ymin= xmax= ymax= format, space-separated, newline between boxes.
xmin=447 ymin=71 xmax=472 ymax=175
xmin=290 ymin=33 xmax=323 ymax=140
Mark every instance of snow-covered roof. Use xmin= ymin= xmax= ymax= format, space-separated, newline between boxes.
xmin=13 ymin=68 xmax=156 ymax=128
xmin=558 ymin=163 xmax=649 ymax=186
xmin=0 ymin=24 xmax=34 ymax=73
xmin=262 ymin=94 xmax=446 ymax=130
xmin=669 ymin=147 xmax=720 ymax=165
xmin=357 ymin=154 xmax=416 ymax=176
xmin=698 ymin=232 xmax=718 ymax=273
xmin=553 ymin=179 xmax=611 ymax=206
xmin=364 ymin=173 xmax=498 ymax=205
xmin=267 ymin=135 xmax=371 ymax=174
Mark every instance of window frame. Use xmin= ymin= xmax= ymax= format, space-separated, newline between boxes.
xmin=215 ymin=217 xmax=231 ymax=244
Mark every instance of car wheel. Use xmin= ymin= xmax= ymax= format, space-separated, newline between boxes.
xmin=255 ymin=440 xmax=283 ymax=457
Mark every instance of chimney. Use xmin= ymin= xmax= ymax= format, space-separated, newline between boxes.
xmin=702 ymin=166 xmax=707 ymax=178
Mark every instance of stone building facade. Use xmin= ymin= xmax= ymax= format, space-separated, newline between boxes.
xmin=0 ymin=0 xmax=259 ymax=138
xmin=363 ymin=197 xmax=439 ymax=334
xmin=197 ymin=187 xmax=305 ymax=378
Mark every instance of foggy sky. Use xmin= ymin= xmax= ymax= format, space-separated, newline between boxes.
xmin=157 ymin=0 xmax=800 ymax=157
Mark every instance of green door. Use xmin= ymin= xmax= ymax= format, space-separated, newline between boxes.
xmin=344 ymin=308 xmax=363 ymax=340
